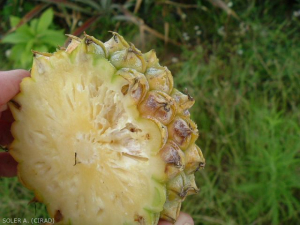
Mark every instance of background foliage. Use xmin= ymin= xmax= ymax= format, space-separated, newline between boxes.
xmin=1 ymin=0 xmax=300 ymax=224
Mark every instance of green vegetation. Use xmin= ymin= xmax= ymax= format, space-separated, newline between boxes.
xmin=1 ymin=8 xmax=65 ymax=68
xmin=0 ymin=0 xmax=299 ymax=224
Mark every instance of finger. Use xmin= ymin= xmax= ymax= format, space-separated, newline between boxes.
xmin=0 ymin=115 xmax=13 ymax=146
xmin=0 ymin=103 xmax=8 ymax=112
xmin=0 ymin=106 xmax=17 ymax=146
xmin=0 ymin=152 xmax=18 ymax=177
xmin=0 ymin=69 xmax=30 ymax=107
xmin=0 ymin=108 xmax=14 ymax=123
xmin=0 ymin=108 xmax=14 ymax=146
xmin=158 ymin=212 xmax=194 ymax=225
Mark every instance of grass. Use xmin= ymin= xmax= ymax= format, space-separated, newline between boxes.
xmin=0 ymin=177 xmax=49 ymax=222
xmin=175 ymin=9 xmax=300 ymax=224
xmin=0 ymin=0 xmax=300 ymax=224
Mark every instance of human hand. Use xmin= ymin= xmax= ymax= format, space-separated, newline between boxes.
xmin=0 ymin=69 xmax=30 ymax=177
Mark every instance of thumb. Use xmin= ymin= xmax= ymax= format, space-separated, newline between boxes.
xmin=0 ymin=70 xmax=30 ymax=107
xmin=0 ymin=152 xmax=18 ymax=177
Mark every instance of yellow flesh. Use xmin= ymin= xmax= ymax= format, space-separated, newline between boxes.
xmin=10 ymin=52 xmax=165 ymax=224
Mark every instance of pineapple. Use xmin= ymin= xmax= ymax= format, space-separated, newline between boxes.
xmin=9 ymin=33 xmax=205 ymax=225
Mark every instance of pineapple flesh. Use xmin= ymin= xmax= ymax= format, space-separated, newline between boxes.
xmin=9 ymin=33 xmax=205 ymax=225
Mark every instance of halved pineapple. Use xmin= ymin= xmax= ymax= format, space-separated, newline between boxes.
xmin=9 ymin=33 xmax=205 ymax=225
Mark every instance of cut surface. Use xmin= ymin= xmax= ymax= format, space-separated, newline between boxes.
xmin=10 ymin=33 xmax=205 ymax=225
xmin=10 ymin=51 xmax=166 ymax=224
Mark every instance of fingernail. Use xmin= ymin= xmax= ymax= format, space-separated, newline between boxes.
xmin=184 ymin=223 xmax=192 ymax=225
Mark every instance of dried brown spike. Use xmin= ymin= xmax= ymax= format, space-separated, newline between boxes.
xmin=160 ymin=141 xmax=185 ymax=180
xmin=160 ymin=141 xmax=184 ymax=166
xmin=167 ymin=117 xmax=195 ymax=150
xmin=138 ymin=90 xmax=176 ymax=125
